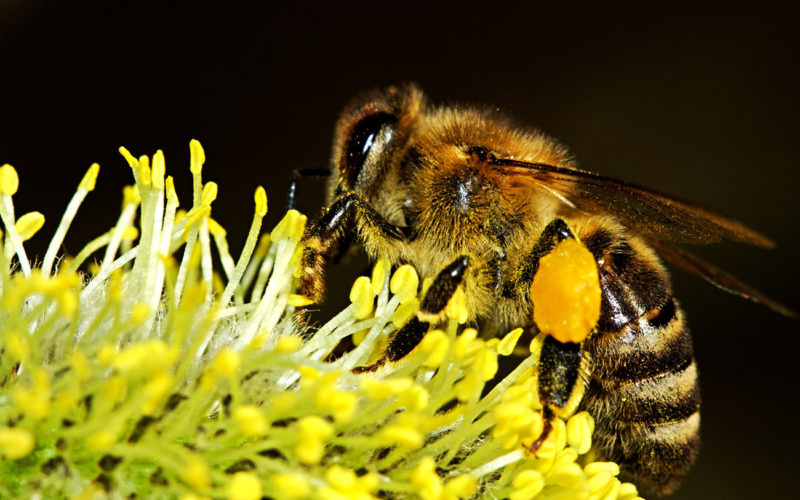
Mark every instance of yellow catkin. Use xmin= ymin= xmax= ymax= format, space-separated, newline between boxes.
xmin=530 ymin=238 xmax=601 ymax=343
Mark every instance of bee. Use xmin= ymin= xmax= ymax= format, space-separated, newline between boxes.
xmin=296 ymin=84 xmax=792 ymax=495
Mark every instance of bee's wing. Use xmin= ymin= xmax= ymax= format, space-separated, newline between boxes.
xmin=497 ymin=159 xmax=774 ymax=247
xmin=497 ymin=158 xmax=793 ymax=316
xmin=647 ymin=239 xmax=796 ymax=317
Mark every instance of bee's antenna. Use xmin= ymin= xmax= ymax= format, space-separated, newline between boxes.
xmin=287 ymin=167 xmax=331 ymax=210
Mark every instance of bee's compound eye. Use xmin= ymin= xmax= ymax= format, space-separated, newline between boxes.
xmin=343 ymin=112 xmax=397 ymax=187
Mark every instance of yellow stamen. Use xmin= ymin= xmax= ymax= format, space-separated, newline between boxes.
xmin=79 ymin=163 xmax=100 ymax=191
xmin=0 ymin=164 xmax=19 ymax=195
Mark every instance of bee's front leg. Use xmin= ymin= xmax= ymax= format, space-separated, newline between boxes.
xmin=300 ymin=193 xmax=404 ymax=303
xmin=353 ymin=256 xmax=470 ymax=373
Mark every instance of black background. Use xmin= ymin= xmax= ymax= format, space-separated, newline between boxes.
xmin=2 ymin=2 xmax=799 ymax=498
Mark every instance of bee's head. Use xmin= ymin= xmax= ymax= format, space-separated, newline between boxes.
xmin=328 ymin=84 xmax=424 ymax=203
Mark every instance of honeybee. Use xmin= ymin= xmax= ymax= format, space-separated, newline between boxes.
xmin=296 ymin=84 xmax=792 ymax=495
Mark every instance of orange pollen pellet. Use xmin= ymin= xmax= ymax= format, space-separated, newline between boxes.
xmin=530 ymin=238 xmax=601 ymax=343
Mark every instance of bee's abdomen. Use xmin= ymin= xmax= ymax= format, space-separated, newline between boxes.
xmin=580 ymin=229 xmax=700 ymax=495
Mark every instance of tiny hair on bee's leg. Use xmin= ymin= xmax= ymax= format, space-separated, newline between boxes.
xmin=286 ymin=167 xmax=331 ymax=210
xmin=352 ymin=255 xmax=470 ymax=373
xmin=300 ymin=193 xmax=405 ymax=302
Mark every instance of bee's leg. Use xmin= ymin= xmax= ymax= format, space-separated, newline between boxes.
xmin=508 ymin=218 xmax=576 ymax=298
xmin=526 ymin=335 xmax=590 ymax=454
xmin=300 ymin=193 xmax=405 ymax=303
xmin=352 ymin=256 xmax=469 ymax=373
xmin=286 ymin=167 xmax=331 ymax=210
xmin=507 ymin=218 xmax=591 ymax=454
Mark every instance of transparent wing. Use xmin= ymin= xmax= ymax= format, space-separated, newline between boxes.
xmin=647 ymin=239 xmax=796 ymax=317
xmin=496 ymin=158 xmax=774 ymax=247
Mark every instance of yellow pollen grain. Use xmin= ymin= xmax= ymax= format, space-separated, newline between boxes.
xmin=0 ymin=164 xmax=20 ymax=195
xmin=88 ymin=429 xmax=116 ymax=451
xmin=79 ymin=163 xmax=100 ymax=191
xmin=390 ymin=264 xmax=419 ymax=303
xmin=272 ymin=209 xmax=307 ymax=240
xmin=324 ymin=464 xmax=357 ymax=490
xmin=138 ymin=158 xmax=152 ymax=187
xmin=123 ymin=185 xmax=141 ymax=206
xmin=15 ymin=212 xmax=45 ymax=241
xmin=530 ymin=238 xmax=601 ymax=344
xmin=419 ymin=329 xmax=449 ymax=367
xmin=122 ymin=226 xmax=139 ymax=241
xmin=444 ymin=287 xmax=468 ymax=324
xmin=287 ymin=294 xmax=314 ymax=307
xmin=232 ymin=404 xmax=268 ymax=437
xmin=0 ymin=427 xmax=34 ymax=459
xmin=566 ymin=411 xmax=595 ymax=455
xmin=453 ymin=328 xmax=478 ymax=358
xmin=182 ymin=456 xmax=211 ymax=491
xmin=584 ymin=461 xmax=620 ymax=477
xmin=371 ymin=257 xmax=390 ymax=295
xmin=298 ymin=365 xmax=320 ymax=384
xmin=201 ymin=182 xmax=218 ymax=205
xmin=445 ymin=475 xmax=477 ymax=498
xmin=166 ymin=176 xmax=178 ymax=204
xmin=141 ymin=371 xmax=173 ymax=415
xmin=212 ymin=348 xmax=241 ymax=377
xmin=411 ymin=457 xmax=442 ymax=500
xmin=273 ymin=473 xmax=311 ymax=499
xmin=380 ymin=424 xmax=424 ymax=449
xmin=275 ymin=335 xmax=303 ymax=353
xmin=618 ymin=482 xmax=640 ymax=499
xmin=6 ymin=331 xmax=29 ymax=362
xmin=102 ymin=374 xmax=128 ymax=404
xmin=151 ymin=150 xmax=166 ymax=189
xmin=390 ymin=297 xmax=419 ymax=328
xmin=208 ymin=218 xmax=226 ymax=237
xmin=399 ymin=384 xmax=429 ymax=411
xmin=349 ymin=276 xmax=374 ymax=320
xmin=474 ymin=348 xmax=499 ymax=381
xmin=510 ymin=469 xmax=545 ymax=500
xmin=112 ymin=339 xmax=173 ymax=374
xmin=254 ymin=186 xmax=268 ymax=217
xmin=497 ymin=327 xmax=524 ymax=355
xmin=118 ymin=146 xmax=137 ymax=168
xmin=298 ymin=415 xmax=333 ymax=439
xmin=130 ymin=303 xmax=151 ymax=325
xmin=190 ymin=139 xmax=206 ymax=174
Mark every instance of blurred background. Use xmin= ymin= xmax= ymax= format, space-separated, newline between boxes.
xmin=1 ymin=2 xmax=798 ymax=498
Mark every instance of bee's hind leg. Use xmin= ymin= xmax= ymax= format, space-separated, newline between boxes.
xmin=352 ymin=256 xmax=469 ymax=373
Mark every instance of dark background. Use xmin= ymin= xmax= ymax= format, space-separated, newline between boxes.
xmin=1 ymin=2 xmax=798 ymax=498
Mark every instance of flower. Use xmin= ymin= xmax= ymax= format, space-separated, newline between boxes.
xmin=0 ymin=143 xmax=643 ymax=499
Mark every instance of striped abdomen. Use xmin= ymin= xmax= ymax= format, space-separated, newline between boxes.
xmin=580 ymin=228 xmax=701 ymax=495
